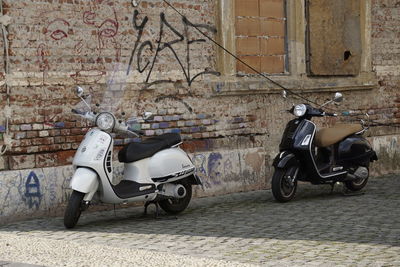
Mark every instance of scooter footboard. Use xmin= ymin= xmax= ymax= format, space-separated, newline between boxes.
xmin=70 ymin=168 xmax=99 ymax=194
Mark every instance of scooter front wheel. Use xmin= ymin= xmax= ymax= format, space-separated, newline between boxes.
xmin=64 ymin=190 xmax=85 ymax=229
xmin=159 ymin=183 xmax=192 ymax=214
xmin=271 ymin=167 xmax=298 ymax=203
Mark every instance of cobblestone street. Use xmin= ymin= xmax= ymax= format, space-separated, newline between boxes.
xmin=0 ymin=174 xmax=399 ymax=266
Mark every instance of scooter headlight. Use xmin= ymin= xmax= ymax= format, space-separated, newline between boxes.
xmin=293 ymin=104 xmax=307 ymax=117
xmin=96 ymin=112 xmax=115 ymax=132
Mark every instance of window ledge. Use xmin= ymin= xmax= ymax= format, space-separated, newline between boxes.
xmin=209 ymin=72 xmax=377 ymax=97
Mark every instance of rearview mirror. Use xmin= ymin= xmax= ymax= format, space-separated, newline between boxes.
xmin=76 ymin=86 xmax=84 ymax=97
xmin=333 ymin=92 xmax=343 ymax=103
xmin=143 ymin=112 xmax=154 ymax=121
xmin=282 ymin=90 xmax=287 ymax=99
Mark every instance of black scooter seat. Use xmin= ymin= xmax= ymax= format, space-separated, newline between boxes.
xmin=118 ymin=133 xmax=182 ymax=163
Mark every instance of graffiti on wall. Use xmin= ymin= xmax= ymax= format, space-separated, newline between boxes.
xmin=32 ymin=2 xmax=219 ymax=124
xmin=127 ymin=9 xmax=220 ymax=89
xmin=23 ymin=171 xmax=42 ymax=210
xmin=34 ymin=0 xmax=122 ymax=127
xmin=192 ymin=149 xmax=265 ymax=191
xmin=0 ymin=166 xmax=75 ymax=222
xmin=36 ymin=3 xmax=218 ymax=89
xmin=37 ymin=0 xmax=121 ymax=83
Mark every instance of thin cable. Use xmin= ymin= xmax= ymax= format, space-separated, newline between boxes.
xmin=161 ymin=0 xmax=327 ymax=108
xmin=0 ymin=0 xmax=10 ymax=155
xmin=161 ymin=0 xmax=400 ymax=129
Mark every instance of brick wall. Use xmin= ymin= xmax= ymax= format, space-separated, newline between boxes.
xmin=0 ymin=0 xmax=399 ymax=175
xmin=235 ymin=0 xmax=286 ymax=74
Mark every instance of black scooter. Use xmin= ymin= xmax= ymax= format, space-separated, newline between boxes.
xmin=272 ymin=92 xmax=378 ymax=202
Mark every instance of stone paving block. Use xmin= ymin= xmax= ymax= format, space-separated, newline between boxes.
xmin=0 ymin=175 xmax=399 ymax=266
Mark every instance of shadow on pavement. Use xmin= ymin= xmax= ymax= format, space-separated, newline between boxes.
xmin=1 ymin=175 xmax=399 ymax=247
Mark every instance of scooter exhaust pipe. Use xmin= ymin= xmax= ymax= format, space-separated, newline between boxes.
xmin=160 ymin=183 xmax=187 ymax=198
xmin=345 ymin=167 xmax=369 ymax=181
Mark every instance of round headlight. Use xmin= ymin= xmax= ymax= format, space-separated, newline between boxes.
xmin=96 ymin=112 xmax=115 ymax=132
xmin=293 ymin=104 xmax=307 ymax=117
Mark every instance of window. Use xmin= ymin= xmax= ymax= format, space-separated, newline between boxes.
xmin=234 ymin=0 xmax=286 ymax=75
xmin=215 ymin=0 xmax=375 ymax=93
xmin=306 ymin=0 xmax=362 ymax=76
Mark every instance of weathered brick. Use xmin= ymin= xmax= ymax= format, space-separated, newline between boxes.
xmin=39 ymin=131 xmax=49 ymax=137
xmin=0 ymin=0 xmax=396 ymax=179
xmin=9 ymin=155 xmax=35 ymax=170
xmin=56 ymin=150 xmax=76 ymax=165
xmin=20 ymin=124 xmax=32 ymax=131
xmin=36 ymin=153 xmax=58 ymax=168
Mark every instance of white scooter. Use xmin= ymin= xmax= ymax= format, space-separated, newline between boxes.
xmin=64 ymin=86 xmax=201 ymax=228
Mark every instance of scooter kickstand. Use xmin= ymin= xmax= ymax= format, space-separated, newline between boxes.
xmin=144 ymin=201 xmax=160 ymax=218
xmin=330 ymin=183 xmax=335 ymax=194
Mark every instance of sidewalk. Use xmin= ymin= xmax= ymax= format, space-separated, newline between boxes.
xmin=0 ymin=174 xmax=399 ymax=266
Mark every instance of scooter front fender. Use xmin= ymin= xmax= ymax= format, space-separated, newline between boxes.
xmin=70 ymin=167 xmax=99 ymax=194
xmin=273 ymin=151 xmax=299 ymax=169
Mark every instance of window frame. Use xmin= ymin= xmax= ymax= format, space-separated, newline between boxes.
xmin=214 ymin=0 xmax=376 ymax=96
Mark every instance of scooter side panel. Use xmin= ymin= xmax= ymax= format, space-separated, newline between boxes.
xmin=337 ymin=135 xmax=377 ymax=166
xmin=123 ymin=158 xmax=151 ymax=184
xmin=149 ymin=148 xmax=195 ymax=182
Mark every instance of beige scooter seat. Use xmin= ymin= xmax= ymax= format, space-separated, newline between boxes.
xmin=315 ymin=124 xmax=363 ymax=148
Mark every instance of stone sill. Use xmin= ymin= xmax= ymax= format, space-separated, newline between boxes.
xmin=209 ymin=72 xmax=378 ymax=97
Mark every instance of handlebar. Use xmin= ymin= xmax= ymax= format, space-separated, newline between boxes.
xmin=71 ymin=108 xmax=85 ymax=115
xmin=72 ymin=109 xmax=144 ymax=137
xmin=324 ymin=112 xmax=337 ymax=117
xmin=127 ymin=127 xmax=144 ymax=136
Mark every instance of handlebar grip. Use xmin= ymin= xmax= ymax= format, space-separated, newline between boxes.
xmin=71 ymin=109 xmax=85 ymax=115
xmin=325 ymin=112 xmax=337 ymax=117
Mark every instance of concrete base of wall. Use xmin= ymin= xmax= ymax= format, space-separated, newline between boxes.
xmin=0 ymin=147 xmax=266 ymax=225
xmin=0 ymin=134 xmax=398 ymax=225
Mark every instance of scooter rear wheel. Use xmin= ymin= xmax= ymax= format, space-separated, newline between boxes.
xmin=271 ymin=167 xmax=298 ymax=202
xmin=64 ymin=190 xmax=85 ymax=229
xmin=159 ymin=183 xmax=192 ymax=214
xmin=344 ymin=167 xmax=369 ymax=191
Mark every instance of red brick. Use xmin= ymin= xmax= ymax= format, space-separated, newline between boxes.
xmin=236 ymin=18 xmax=261 ymax=36
xmin=237 ymin=56 xmax=261 ymax=74
xmin=235 ymin=0 xmax=259 ymax=17
xmin=260 ymin=0 xmax=285 ymax=18
xmin=236 ymin=37 xmax=261 ymax=55
xmin=260 ymin=19 xmax=285 ymax=37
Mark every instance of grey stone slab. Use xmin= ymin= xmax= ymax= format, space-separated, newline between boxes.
xmin=0 ymin=262 xmax=42 ymax=267
xmin=0 ymin=175 xmax=399 ymax=266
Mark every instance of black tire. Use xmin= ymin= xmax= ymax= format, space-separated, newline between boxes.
xmin=345 ymin=168 xmax=369 ymax=191
xmin=271 ymin=167 xmax=298 ymax=202
xmin=159 ymin=183 xmax=192 ymax=214
xmin=64 ymin=190 xmax=85 ymax=229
